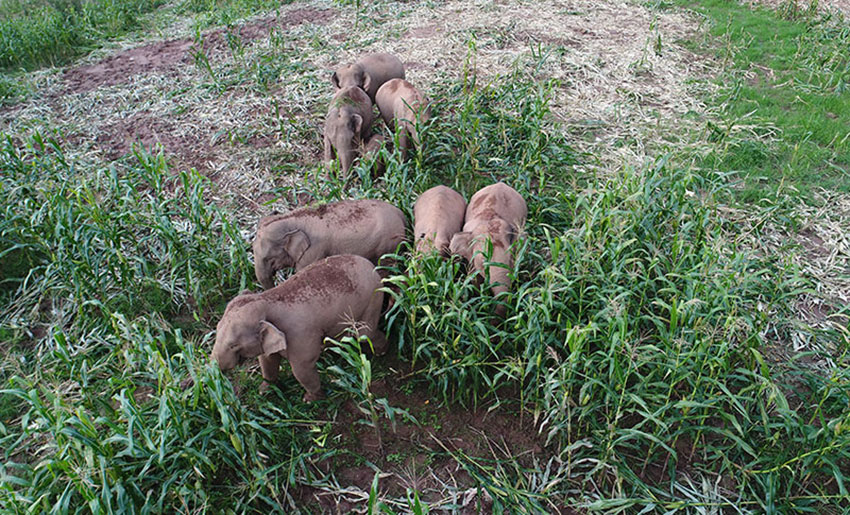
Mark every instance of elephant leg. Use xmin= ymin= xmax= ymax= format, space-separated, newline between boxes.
xmin=398 ymin=126 xmax=410 ymax=161
xmin=359 ymin=290 xmax=389 ymax=355
xmin=258 ymin=353 xmax=282 ymax=393
xmin=291 ymin=344 xmax=323 ymax=402
xmin=323 ymin=133 xmax=333 ymax=163
xmin=259 ymin=353 xmax=282 ymax=382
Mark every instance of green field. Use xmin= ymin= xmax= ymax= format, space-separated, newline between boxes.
xmin=1 ymin=0 xmax=848 ymax=512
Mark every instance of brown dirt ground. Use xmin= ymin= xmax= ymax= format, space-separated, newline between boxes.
xmin=293 ymin=356 xmax=582 ymax=513
xmin=62 ymin=7 xmax=335 ymax=94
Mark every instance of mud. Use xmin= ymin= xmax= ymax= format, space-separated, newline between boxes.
xmin=262 ymin=255 xmax=360 ymax=305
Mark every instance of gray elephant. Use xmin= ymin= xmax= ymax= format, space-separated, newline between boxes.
xmin=375 ymin=79 xmax=430 ymax=160
xmin=413 ymin=185 xmax=466 ymax=256
xmin=253 ymin=199 xmax=407 ymax=289
xmin=332 ymin=53 xmax=405 ymax=102
xmin=324 ymin=86 xmax=374 ymax=175
xmin=212 ymin=255 xmax=388 ymax=402
xmin=449 ymin=183 xmax=527 ymax=318
xmin=359 ymin=133 xmax=387 ymax=176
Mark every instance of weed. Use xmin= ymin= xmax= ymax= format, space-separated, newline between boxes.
xmin=0 ymin=0 xmax=165 ymax=70
xmin=677 ymin=0 xmax=850 ymax=200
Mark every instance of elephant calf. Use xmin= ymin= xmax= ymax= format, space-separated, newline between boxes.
xmin=449 ymin=182 xmax=527 ymax=318
xmin=332 ymin=52 xmax=405 ymax=102
xmin=413 ymin=185 xmax=466 ymax=256
xmin=213 ymin=255 xmax=388 ymax=402
xmin=375 ymin=79 xmax=430 ymax=160
xmin=324 ymin=86 xmax=374 ymax=175
xmin=253 ymin=199 xmax=406 ymax=289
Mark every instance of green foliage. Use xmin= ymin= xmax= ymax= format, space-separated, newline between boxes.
xmin=0 ymin=133 xmax=251 ymax=320
xmin=677 ymin=0 xmax=850 ymax=200
xmin=0 ymin=133 xmax=330 ymax=511
xmin=177 ymin=0 xmax=291 ymax=29
xmin=1 ymin=25 xmax=848 ymax=511
xmin=0 ymin=0 xmax=164 ymax=70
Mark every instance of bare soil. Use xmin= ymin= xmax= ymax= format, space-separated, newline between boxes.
xmin=62 ymin=7 xmax=335 ymax=94
xmin=294 ymin=356 xmax=580 ymax=512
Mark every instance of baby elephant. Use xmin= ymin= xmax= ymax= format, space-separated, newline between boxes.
xmin=449 ymin=183 xmax=527 ymax=318
xmin=359 ymin=133 xmax=387 ymax=176
xmin=332 ymin=53 xmax=405 ymax=102
xmin=253 ymin=199 xmax=406 ymax=290
xmin=324 ymin=86 xmax=374 ymax=175
xmin=375 ymin=79 xmax=431 ymax=160
xmin=212 ymin=255 xmax=388 ymax=402
xmin=413 ymin=185 xmax=466 ymax=256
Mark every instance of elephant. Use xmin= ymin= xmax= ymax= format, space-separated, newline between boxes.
xmin=359 ymin=133 xmax=387 ymax=175
xmin=449 ymin=183 xmax=527 ymax=318
xmin=212 ymin=254 xmax=388 ymax=402
xmin=375 ymin=79 xmax=431 ymax=160
xmin=253 ymin=199 xmax=407 ymax=290
xmin=331 ymin=53 xmax=405 ymax=102
xmin=324 ymin=86 xmax=374 ymax=175
xmin=413 ymin=185 xmax=466 ymax=256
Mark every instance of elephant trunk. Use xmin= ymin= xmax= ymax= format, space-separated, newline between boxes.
xmin=254 ymin=259 xmax=275 ymax=290
xmin=487 ymin=265 xmax=512 ymax=318
xmin=338 ymin=146 xmax=355 ymax=174
xmin=211 ymin=344 xmax=237 ymax=371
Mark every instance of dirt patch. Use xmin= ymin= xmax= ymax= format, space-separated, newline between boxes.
xmin=94 ymin=111 xmax=215 ymax=171
xmin=62 ymin=7 xmax=336 ymax=94
xmin=297 ymin=358 xmax=560 ymax=511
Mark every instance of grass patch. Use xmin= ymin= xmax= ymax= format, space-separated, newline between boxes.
xmin=0 ymin=0 xmax=167 ymax=70
xmin=676 ymin=0 xmax=850 ymax=201
xmin=0 ymin=10 xmax=848 ymax=513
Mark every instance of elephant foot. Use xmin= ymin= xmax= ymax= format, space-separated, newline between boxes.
xmin=259 ymin=381 xmax=274 ymax=394
xmin=303 ymin=389 xmax=326 ymax=403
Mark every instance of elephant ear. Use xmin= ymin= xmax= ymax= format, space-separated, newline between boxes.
xmin=449 ymin=231 xmax=474 ymax=261
xmin=331 ymin=71 xmax=340 ymax=89
xmin=349 ymin=114 xmax=363 ymax=136
xmin=362 ymin=72 xmax=372 ymax=93
xmin=280 ymin=229 xmax=311 ymax=265
xmin=259 ymin=321 xmax=288 ymax=355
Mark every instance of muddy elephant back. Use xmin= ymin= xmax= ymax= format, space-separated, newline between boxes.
xmin=377 ymin=201 xmax=408 ymax=250
xmin=361 ymin=53 xmax=405 ymax=99
xmin=467 ymin=183 xmax=527 ymax=224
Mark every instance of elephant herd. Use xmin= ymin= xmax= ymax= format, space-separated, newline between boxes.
xmin=323 ymin=52 xmax=430 ymax=175
xmin=211 ymin=53 xmax=527 ymax=402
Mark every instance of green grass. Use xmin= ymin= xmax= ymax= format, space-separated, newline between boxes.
xmin=674 ymin=0 xmax=850 ymax=202
xmin=1 ymin=2 xmax=849 ymax=512
xmin=0 ymin=0 xmax=166 ymax=70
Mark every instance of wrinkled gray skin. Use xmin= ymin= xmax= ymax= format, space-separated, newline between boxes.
xmin=375 ymin=79 xmax=431 ymax=160
xmin=324 ymin=86 xmax=374 ymax=175
xmin=413 ymin=185 xmax=466 ymax=257
xmin=449 ymin=183 xmax=527 ymax=318
xmin=212 ymin=255 xmax=388 ymax=402
xmin=332 ymin=53 xmax=405 ymax=102
xmin=253 ymin=199 xmax=407 ymax=290
xmin=359 ymin=133 xmax=387 ymax=176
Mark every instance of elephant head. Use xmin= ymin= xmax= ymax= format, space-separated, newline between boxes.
xmin=327 ymin=107 xmax=366 ymax=173
xmin=253 ymin=223 xmax=311 ymax=289
xmin=449 ymin=219 xmax=517 ymax=317
xmin=212 ymin=298 xmax=289 ymax=371
xmin=332 ymin=63 xmax=373 ymax=94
